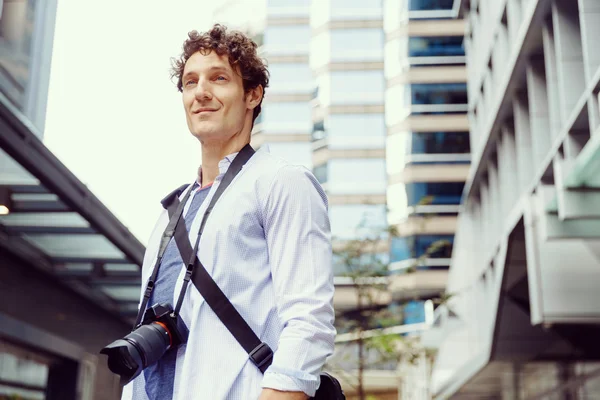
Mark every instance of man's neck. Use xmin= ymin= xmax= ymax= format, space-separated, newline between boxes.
xmin=200 ymin=135 xmax=249 ymax=186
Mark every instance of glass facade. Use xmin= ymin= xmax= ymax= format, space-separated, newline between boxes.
xmin=409 ymin=36 xmax=465 ymax=57
xmin=267 ymin=0 xmax=310 ymax=17
xmin=408 ymin=0 xmax=454 ymax=11
xmin=268 ymin=0 xmax=310 ymax=6
xmin=0 ymin=0 xmax=56 ymax=132
xmin=261 ymin=102 xmax=312 ymax=134
xmin=409 ymin=131 xmax=470 ymax=155
xmin=264 ymin=25 xmax=311 ymax=55
xmin=326 ymin=114 xmax=386 ymax=149
xmin=313 ymin=163 xmax=327 ymax=184
xmin=330 ymin=0 xmax=383 ymax=20
xmin=329 ymin=204 xmax=387 ymax=240
xmin=390 ymin=234 xmax=454 ymax=262
xmin=327 ymin=158 xmax=387 ymax=194
xmin=403 ymin=300 xmax=427 ymax=324
xmin=266 ymin=142 xmax=313 ymax=169
xmin=0 ymin=0 xmax=35 ymax=110
xmin=0 ymin=341 xmax=50 ymax=400
xmin=330 ymin=29 xmax=384 ymax=62
xmin=405 ymin=182 xmax=464 ymax=206
xmin=318 ymin=70 xmax=385 ymax=106
xmin=268 ymin=63 xmax=314 ymax=94
xmin=410 ymin=83 xmax=468 ymax=106
xmin=386 ymin=84 xmax=469 ymax=124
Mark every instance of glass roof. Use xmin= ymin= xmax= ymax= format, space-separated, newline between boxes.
xmin=0 ymin=212 xmax=89 ymax=228
xmin=22 ymin=234 xmax=126 ymax=259
xmin=0 ymin=95 xmax=145 ymax=324
xmin=105 ymin=263 xmax=139 ymax=272
xmin=100 ymin=286 xmax=140 ymax=302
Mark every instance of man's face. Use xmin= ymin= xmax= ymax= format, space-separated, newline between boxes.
xmin=181 ymin=51 xmax=252 ymax=143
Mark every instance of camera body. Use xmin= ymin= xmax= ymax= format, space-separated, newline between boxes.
xmin=140 ymin=303 xmax=189 ymax=347
xmin=100 ymin=303 xmax=189 ymax=385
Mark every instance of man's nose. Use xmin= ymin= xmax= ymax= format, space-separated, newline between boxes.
xmin=194 ymin=79 xmax=212 ymax=101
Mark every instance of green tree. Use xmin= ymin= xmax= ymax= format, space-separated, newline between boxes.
xmin=327 ymin=216 xmax=453 ymax=400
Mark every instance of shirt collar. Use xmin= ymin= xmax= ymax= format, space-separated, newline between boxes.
xmin=195 ymin=151 xmax=240 ymax=186
xmin=194 ymin=145 xmax=268 ymax=186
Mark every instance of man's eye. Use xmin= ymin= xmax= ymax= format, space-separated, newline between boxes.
xmin=216 ymin=76 xmax=227 ymax=81
xmin=184 ymin=80 xmax=197 ymax=86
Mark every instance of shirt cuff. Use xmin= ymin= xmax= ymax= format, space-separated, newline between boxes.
xmin=261 ymin=365 xmax=320 ymax=397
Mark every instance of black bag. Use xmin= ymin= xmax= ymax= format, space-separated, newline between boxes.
xmin=312 ymin=372 xmax=345 ymax=400
xmin=162 ymin=145 xmax=345 ymax=399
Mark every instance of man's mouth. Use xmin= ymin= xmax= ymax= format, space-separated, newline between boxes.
xmin=193 ymin=108 xmax=218 ymax=114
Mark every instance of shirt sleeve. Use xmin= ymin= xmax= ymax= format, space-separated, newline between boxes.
xmin=260 ymin=165 xmax=336 ymax=397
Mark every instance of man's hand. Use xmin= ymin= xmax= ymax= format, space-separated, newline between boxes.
xmin=258 ymin=388 xmax=309 ymax=400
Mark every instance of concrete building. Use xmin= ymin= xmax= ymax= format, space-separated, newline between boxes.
xmin=383 ymin=0 xmax=470 ymax=331
xmin=214 ymin=1 xmax=471 ymax=397
xmin=248 ymin=0 xmax=469 ymax=398
xmin=309 ymin=0 xmax=387 ymax=251
xmin=428 ymin=0 xmax=600 ymax=398
xmin=0 ymin=1 xmax=145 ymax=399
xmin=251 ymin=0 xmax=314 ymax=169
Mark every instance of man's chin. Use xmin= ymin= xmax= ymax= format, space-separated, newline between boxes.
xmin=190 ymin=127 xmax=221 ymax=141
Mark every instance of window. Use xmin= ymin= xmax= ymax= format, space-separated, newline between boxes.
xmin=312 ymin=120 xmax=326 ymax=141
xmin=329 ymin=204 xmax=387 ymax=240
xmin=320 ymin=71 xmax=384 ymax=105
xmin=409 ymin=131 xmax=470 ymax=155
xmin=266 ymin=142 xmax=312 ymax=169
xmin=268 ymin=63 xmax=314 ymax=94
xmin=261 ymin=102 xmax=312 ymax=134
xmin=405 ymin=182 xmax=465 ymax=206
xmin=330 ymin=0 xmax=383 ymax=20
xmin=390 ymin=234 xmax=454 ymax=262
xmin=0 ymin=0 xmax=56 ymax=131
xmin=268 ymin=0 xmax=310 ymax=6
xmin=267 ymin=0 xmax=310 ymax=17
xmin=0 ymin=0 xmax=36 ymax=110
xmin=313 ymin=164 xmax=327 ymax=184
xmin=264 ymin=25 xmax=311 ymax=55
xmin=410 ymin=83 xmax=468 ymax=105
xmin=408 ymin=0 xmax=454 ymax=11
xmin=328 ymin=159 xmax=387 ymax=195
xmin=326 ymin=114 xmax=386 ymax=149
xmin=403 ymin=300 xmax=426 ymax=324
xmin=330 ymin=29 xmax=384 ymax=62
xmin=409 ymin=36 xmax=465 ymax=57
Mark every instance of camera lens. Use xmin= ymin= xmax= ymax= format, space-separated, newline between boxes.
xmin=100 ymin=322 xmax=172 ymax=385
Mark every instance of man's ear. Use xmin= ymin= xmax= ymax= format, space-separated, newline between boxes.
xmin=246 ymin=85 xmax=264 ymax=110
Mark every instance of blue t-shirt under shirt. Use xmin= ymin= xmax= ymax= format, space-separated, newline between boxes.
xmin=143 ymin=184 xmax=210 ymax=400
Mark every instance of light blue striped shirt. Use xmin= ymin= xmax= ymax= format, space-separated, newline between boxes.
xmin=124 ymin=147 xmax=336 ymax=399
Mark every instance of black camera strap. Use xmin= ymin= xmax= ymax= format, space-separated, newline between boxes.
xmin=133 ymin=185 xmax=193 ymax=327
xmin=171 ymin=143 xmax=255 ymax=317
xmin=166 ymin=158 xmax=274 ymax=373
xmin=133 ymin=143 xmax=255 ymax=329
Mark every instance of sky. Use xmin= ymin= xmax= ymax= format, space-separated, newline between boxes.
xmin=44 ymin=1 xmax=264 ymax=245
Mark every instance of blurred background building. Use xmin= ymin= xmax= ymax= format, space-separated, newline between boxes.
xmin=216 ymin=0 xmax=470 ymax=398
xmin=0 ymin=1 xmax=144 ymax=399
xmin=427 ymin=0 xmax=600 ymax=398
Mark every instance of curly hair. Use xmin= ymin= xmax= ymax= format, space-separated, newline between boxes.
xmin=171 ymin=24 xmax=269 ymax=123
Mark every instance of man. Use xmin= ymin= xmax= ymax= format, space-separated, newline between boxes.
xmin=120 ymin=24 xmax=336 ymax=400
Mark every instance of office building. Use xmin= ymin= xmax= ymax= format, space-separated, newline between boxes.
xmin=251 ymin=0 xmax=314 ymax=169
xmin=384 ymin=0 xmax=469 ymax=309
xmin=215 ymin=0 xmax=471 ymax=397
xmin=429 ymin=0 xmax=600 ymax=398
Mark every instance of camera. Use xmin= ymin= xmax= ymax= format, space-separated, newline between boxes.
xmin=100 ymin=303 xmax=189 ymax=385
